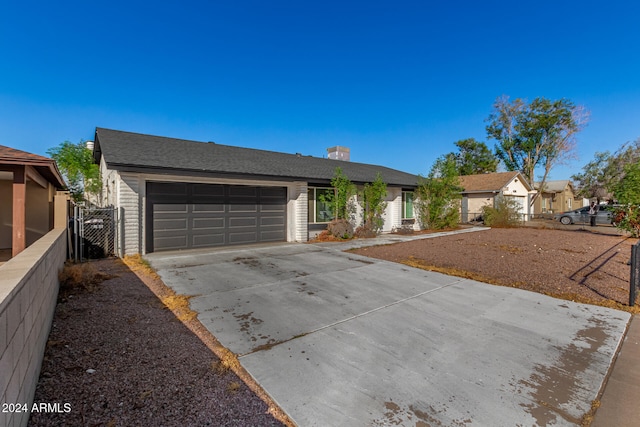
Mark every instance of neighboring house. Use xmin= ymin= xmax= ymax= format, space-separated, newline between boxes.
xmin=459 ymin=171 xmax=534 ymax=222
xmin=93 ymin=128 xmax=419 ymax=255
xmin=0 ymin=145 xmax=66 ymax=259
xmin=532 ymin=180 xmax=582 ymax=216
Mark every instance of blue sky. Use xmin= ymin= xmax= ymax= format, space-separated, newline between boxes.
xmin=1 ymin=1 xmax=638 ymax=180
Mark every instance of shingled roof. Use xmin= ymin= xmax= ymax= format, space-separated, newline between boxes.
xmin=0 ymin=145 xmax=66 ymax=188
xmin=533 ymin=180 xmax=572 ymax=193
xmin=459 ymin=171 xmax=531 ymax=193
xmin=94 ymin=128 xmax=419 ymax=187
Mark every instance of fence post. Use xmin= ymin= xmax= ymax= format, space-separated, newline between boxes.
xmin=119 ymin=207 xmax=125 ymax=257
xmin=73 ymin=205 xmax=79 ymax=263
xmin=631 ymin=241 xmax=640 ymax=306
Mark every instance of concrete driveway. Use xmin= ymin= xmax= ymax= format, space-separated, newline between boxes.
xmin=146 ymin=233 xmax=630 ymax=426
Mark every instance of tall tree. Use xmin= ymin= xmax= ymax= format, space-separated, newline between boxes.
xmin=486 ymin=96 xmax=589 ymax=205
xmin=47 ymin=141 xmax=101 ymax=202
xmin=451 ymin=138 xmax=499 ymax=175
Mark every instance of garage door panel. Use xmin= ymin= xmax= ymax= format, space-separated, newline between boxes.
xmin=229 ymin=186 xmax=258 ymax=197
xmin=148 ymin=182 xmax=188 ymax=197
xmin=229 ymin=217 xmax=258 ymax=227
xmin=154 ymin=235 xmax=189 ymax=251
xmin=192 ymin=183 xmax=225 ymax=197
xmin=261 ymin=206 xmax=286 ymax=213
xmin=148 ymin=182 xmax=287 ymax=252
xmin=192 ymin=217 xmax=225 ymax=229
xmin=154 ymin=203 xmax=189 ymax=213
xmin=229 ymin=232 xmax=258 ymax=244
xmin=192 ymin=234 xmax=225 ymax=247
xmin=261 ymin=187 xmax=286 ymax=197
xmin=192 ymin=204 xmax=225 ymax=213
xmin=155 ymin=218 xmax=189 ymax=231
xmin=260 ymin=230 xmax=285 ymax=241
xmin=228 ymin=203 xmax=258 ymax=212
xmin=261 ymin=216 xmax=285 ymax=226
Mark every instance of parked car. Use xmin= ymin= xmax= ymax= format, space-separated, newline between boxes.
xmin=554 ymin=205 xmax=620 ymax=225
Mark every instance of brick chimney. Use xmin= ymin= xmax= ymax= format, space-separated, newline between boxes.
xmin=327 ymin=146 xmax=350 ymax=161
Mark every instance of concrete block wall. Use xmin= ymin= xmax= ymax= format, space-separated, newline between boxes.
xmin=0 ymin=228 xmax=66 ymax=427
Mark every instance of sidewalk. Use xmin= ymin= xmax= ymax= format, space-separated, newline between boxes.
xmin=592 ymin=315 xmax=640 ymax=426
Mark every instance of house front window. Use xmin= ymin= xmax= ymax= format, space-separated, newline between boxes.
xmin=402 ymin=191 xmax=414 ymax=219
xmin=308 ymin=187 xmax=334 ymax=223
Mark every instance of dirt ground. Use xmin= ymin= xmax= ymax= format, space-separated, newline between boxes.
xmin=352 ymin=226 xmax=639 ymax=312
xmin=28 ymin=257 xmax=290 ymax=427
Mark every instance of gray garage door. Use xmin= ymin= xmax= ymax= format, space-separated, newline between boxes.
xmin=146 ymin=182 xmax=287 ymax=252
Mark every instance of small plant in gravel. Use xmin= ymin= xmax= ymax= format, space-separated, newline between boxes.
xmin=227 ymin=382 xmax=241 ymax=394
xmin=58 ymin=262 xmax=112 ymax=297
xmin=211 ymin=351 xmax=242 ymax=376
xmin=327 ymin=218 xmax=355 ymax=239
xmin=212 ymin=359 xmax=231 ymax=375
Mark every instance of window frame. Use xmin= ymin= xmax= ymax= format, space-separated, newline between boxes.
xmin=308 ymin=187 xmax=335 ymax=224
xmin=402 ymin=191 xmax=414 ymax=219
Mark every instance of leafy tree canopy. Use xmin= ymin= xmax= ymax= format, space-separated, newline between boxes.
xmin=486 ymin=95 xmax=588 ymax=205
xmin=613 ymin=162 xmax=640 ymax=205
xmin=448 ymin=138 xmax=499 ymax=176
xmin=571 ymin=151 xmax=614 ymax=202
xmin=47 ymin=141 xmax=100 ymax=202
xmin=572 ymin=138 xmax=640 ymax=203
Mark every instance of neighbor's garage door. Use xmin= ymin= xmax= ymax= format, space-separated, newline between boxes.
xmin=146 ymin=182 xmax=287 ymax=252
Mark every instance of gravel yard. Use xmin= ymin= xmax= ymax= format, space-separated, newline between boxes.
xmin=352 ymin=227 xmax=638 ymax=311
xmin=28 ymin=258 xmax=290 ymax=427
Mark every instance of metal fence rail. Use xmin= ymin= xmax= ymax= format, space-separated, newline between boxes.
xmin=71 ymin=205 xmax=119 ymax=262
xmin=631 ymin=241 xmax=640 ymax=306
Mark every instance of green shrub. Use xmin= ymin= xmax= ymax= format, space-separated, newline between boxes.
xmin=614 ymin=205 xmax=640 ymax=237
xmin=482 ymin=196 xmax=522 ymax=227
xmin=358 ymin=173 xmax=387 ymax=236
xmin=416 ymin=156 xmax=462 ymax=230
